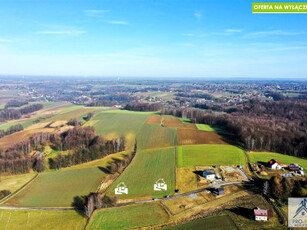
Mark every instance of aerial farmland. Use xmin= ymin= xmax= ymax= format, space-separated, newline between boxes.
xmin=0 ymin=79 xmax=306 ymax=230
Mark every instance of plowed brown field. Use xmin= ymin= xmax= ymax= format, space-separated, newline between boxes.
xmin=177 ymin=129 xmax=227 ymax=145
xmin=145 ymin=116 xmax=162 ymax=124
xmin=163 ymin=117 xmax=197 ymax=129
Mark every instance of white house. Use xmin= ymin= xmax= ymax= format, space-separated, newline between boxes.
xmin=254 ymin=208 xmax=272 ymax=221
xmin=268 ymin=159 xmax=282 ymax=170
xmin=203 ymin=169 xmax=215 ymax=180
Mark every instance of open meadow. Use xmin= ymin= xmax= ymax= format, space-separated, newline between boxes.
xmin=248 ymin=151 xmax=307 ymax=169
xmin=176 ymin=167 xmax=198 ymax=193
xmin=196 ymin=124 xmax=215 ymax=132
xmin=106 ymin=148 xmax=176 ymax=199
xmin=85 ymin=111 xmax=150 ymax=139
xmin=177 ymin=144 xmax=245 ymax=167
xmin=88 ymin=203 xmax=169 ymax=230
xmin=3 ymin=167 xmax=105 ymax=207
xmin=0 ymin=209 xmax=86 ymax=230
xmin=136 ymin=124 xmax=177 ymax=150
xmin=0 ymin=173 xmax=36 ymax=193
xmin=44 ymin=105 xmax=101 ymax=122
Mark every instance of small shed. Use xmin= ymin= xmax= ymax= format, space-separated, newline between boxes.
xmin=289 ymin=164 xmax=301 ymax=171
xmin=214 ymin=187 xmax=225 ymax=196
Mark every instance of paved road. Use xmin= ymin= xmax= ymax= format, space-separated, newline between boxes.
xmin=114 ymin=181 xmax=247 ymax=207
xmin=0 ymin=181 xmax=251 ymax=211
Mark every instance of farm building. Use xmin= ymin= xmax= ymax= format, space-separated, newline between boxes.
xmin=254 ymin=208 xmax=273 ymax=221
xmin=288 ymin=163 xmax=303 ymax=171
xmin=213 ymin=187 xmax=225 ymax=196
xmin=203 ymin=169 xmax=215 ymax=180
xmin=268 ymin=159 xmax=281 ymax=170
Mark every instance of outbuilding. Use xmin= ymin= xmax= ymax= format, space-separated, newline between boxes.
xmin=214 ymin=187 xmax=225 ymax=196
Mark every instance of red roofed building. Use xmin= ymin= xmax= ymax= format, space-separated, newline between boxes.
xmin=254 ymin=208 xmax=273 ymax=221
xmin=268 ymin=159 xmax=282 ymax=170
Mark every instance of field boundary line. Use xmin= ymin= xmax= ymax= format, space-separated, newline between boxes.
xmin=0 ymin=173 xmax=40 ymax=205
xmin=174 ymin=147 xmax=177 ymax=191
xmin=160 ymin=201 xmax=175 ymax=217
xmin=0 ymin=206 xmax=76 ymax=211
xmin=100 ymin=149 xmax=138 ymax=194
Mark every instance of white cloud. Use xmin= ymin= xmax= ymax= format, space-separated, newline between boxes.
xmin=0 ymin=38 xmax=12 ymax=42
xmin=36 ymin=30 xmax=86 ymax=35
xmin=105 ymin=20 xmax=129 ymax=25
xmin=182 ymin=33 xmax=195 ymax=37
xmin=194 ymin=11 xmax=202 ymax=19
xmin=243 ymin=30 xmax=305 ymax=38
xmin=84 ymin=9 xmax=110 ymax=17
xmin=225 ymin=29 xmax=243 ymax=33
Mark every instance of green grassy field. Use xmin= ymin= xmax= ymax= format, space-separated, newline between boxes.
xmin=3 ymin=167 xmax=105 ymax=207
xmin=177 ymin=144 xmax=245 ymax=167
xmin=0 ymin=209 xmax=86 ymax=230
xmin=107 ymin=148 xmax=176 ymax=198
xmin=247 ymin=152 xmax=307 ymax=169
xmin=178 ymin=118 xmax=192 ymax=123
xmin=196 ymin=124 xmax=215 ymax=132
xmin=163 ymin=215 xmax=236 ymax=230
xmin=88 ymin=203 xmax=169 ymax=230
xmin=0 ymin=119 xmax=35 ymax=131
xmin=0 ymin=173 xmax=36 ymax=193
xmin=45 ymin=105 xmax=100 ymax=122
xmin=137 ymin=124 xmax=177 ymax=150
xmin=87 ymin=111 xmax=149 ymax=138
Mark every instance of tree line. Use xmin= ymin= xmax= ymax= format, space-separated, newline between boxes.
xmin=0 ymin=103 xmax=43 ymax=122
xmin=0 ymin=126 xmax=126 ymax=174
xmin=162 ymin=100 xmax=307 ymax=157
xmin=49 ymin=128 xmax=125 ymax=170
xmin=84 ymin=146 xmax=137 ymax=217
xmin=5 ymin=100 xmax=28 ymax=108
xmin=124 ymin=102 xmax=163 ymax=112
xmin=0 ymin=124 xmax=24 ymax=139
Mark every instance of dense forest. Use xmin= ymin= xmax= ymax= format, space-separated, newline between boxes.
xmin=162 ymin=100 xmax=307 ymax=157
xmin=0 ymin=103 xmax=43 ymax=122
xmin=0 ymin=126 xmax=125 ymax=174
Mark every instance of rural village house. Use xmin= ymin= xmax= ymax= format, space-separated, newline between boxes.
xmin=268 ymin=159 xmax=282 ymax=170
xmin=203 ymin=169 xmax=215 ymax=180
xmin=254 ymin=208 xmax=273 ymax=221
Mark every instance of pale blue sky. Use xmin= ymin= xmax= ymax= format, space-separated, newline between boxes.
xmin=0 ymin=0 xmax=306 ymax=78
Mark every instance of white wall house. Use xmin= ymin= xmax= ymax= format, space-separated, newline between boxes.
xmin=271 ymin=162 xmax=282 ymax=170
xmin=255 ymin=215 xmax=268 ymax=221
xmin=203 ymin=169 xmax=215 ymax=180
xmin=254 ymin=208 xmax=272 ymax=221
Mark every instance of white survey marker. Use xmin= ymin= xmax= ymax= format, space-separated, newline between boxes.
xmin=115 ymin=182 xmax=128 ymax=195
xmin=154 ymin=178 xmax=167 ymax=191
